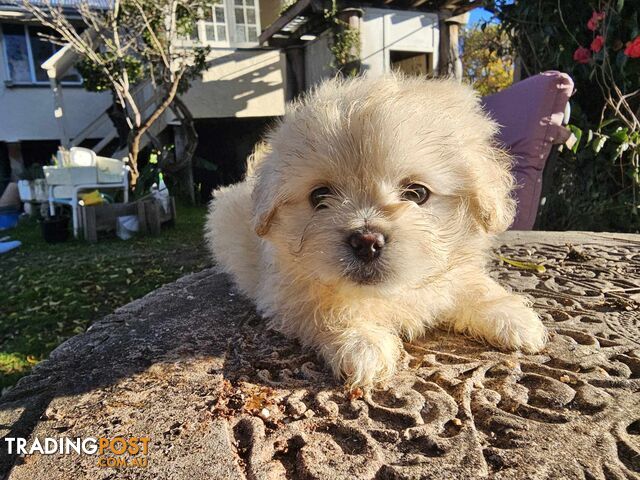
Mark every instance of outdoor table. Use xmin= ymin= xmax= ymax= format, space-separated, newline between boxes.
xmin=1 ymin=231 xmax=638 ymax=479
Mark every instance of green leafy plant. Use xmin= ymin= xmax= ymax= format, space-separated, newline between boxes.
xmin=330 ymin=26 xmax=360 ymax=74
xmin=279 ymin=0 xmax=296 ymax=15
xmin=324 ymin=1 xmax=361 ymax=76
xmin=461 ymin=24 xmax=514 ymax=96
xmin=132 ymin=150 xmax=162 ymax=200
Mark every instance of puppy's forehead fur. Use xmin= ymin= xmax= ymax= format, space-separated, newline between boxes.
xmin=266 ymin=75 xmax=497 ymax=197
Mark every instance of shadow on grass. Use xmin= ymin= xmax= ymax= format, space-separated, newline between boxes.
xmin=0 ymin=203 xmax=212 ymax=391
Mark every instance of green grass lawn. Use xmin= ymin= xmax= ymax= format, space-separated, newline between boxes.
xmin=0 ymin=204 xmax=211 ymax=392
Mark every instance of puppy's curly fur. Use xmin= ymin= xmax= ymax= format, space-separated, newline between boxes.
xmin=205 ymin=75 xmax=547 ymax=387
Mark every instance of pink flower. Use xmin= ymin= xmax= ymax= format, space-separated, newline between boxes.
xmin=587 ymin=11 xmax=605 ymax=31
xmin=624 ymin=36 xmax=640 ymax=58
xmin=590 ymin=35 xmax=604 ymax=53
xmin=573 ymin=46 xmax=591 ymax=64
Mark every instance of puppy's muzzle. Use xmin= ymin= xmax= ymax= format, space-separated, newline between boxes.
xmin=347 ymin=230 xmax=386 ymax=262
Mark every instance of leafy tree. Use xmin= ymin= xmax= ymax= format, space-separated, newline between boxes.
xmin=23 ymin=0 xmax=212 ymax=184
xmin=461 ymin=23 xmax=514 ymax=96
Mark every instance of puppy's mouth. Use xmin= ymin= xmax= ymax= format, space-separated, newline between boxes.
xmin=343 ymin=260 xmax=388 ymax=285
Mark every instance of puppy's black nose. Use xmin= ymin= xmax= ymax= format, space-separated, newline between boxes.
xmin=348 ymin=231 xmax=385 ymax=262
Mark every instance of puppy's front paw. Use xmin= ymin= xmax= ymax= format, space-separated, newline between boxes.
xmin=328 ymin=328 xmax=402 ymax=387
xmin=488 ymin=302 xmax=547 ymax=353
xmin=454 ymin=292 xmax=547 ymax=354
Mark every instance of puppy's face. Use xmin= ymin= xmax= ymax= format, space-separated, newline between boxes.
xmin=252 ymin=76 xmax=515 ymax=290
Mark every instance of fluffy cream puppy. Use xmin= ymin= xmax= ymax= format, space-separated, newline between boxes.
xmin=205 ymin=75 xmax=547 ymax=387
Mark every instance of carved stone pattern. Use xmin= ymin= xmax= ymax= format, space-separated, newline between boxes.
xmin=219 ymin=242 xmax=640 ymax=480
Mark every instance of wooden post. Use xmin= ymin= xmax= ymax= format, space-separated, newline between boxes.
xmin=136 ymin=201 xmax=148 ymax=235
xmin=168 ymin=197 xmax=177 ymax=227
xmin=284 ymin=45 xmax=306 ymax=100
xmin=513 ymin=56 xmax=523 ymax=83
xmin=172 ymin=124 xmax=196 ymax=205
xmin=448 ymin=21 xmax=462 ymax=81
xmin=438 ymin=10 xmax=452 ymax=77
xmin=83 ymin=206 xmax=98 ymax=243
xmin=437 ymin=11 xmax=468 ymax=81
xmin=145 ymin=201 xmax=162 ymax=235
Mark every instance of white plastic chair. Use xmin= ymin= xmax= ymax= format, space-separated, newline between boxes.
xmin=47 ymin=148 xmax=129 ymax=238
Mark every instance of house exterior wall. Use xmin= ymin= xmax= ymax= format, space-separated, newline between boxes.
xmin=168 ymin=0 xmax=287 ymax=119
xmin=181 ymin=47 xmax=286 ymax=119
xmin=302 ymin=7 xmax=439 ymax=88
xmin=0 ymin=22 xmax=111 ymax=143
xmin=0 ymin=83 xmax=112 ymax=143
xmin=0 ymin=45 xmax=285 ymax=142
xmin=360 ymin=8 xmax=439 ymax=76
xmin=0 ymin=0 xmax=286 ymax=144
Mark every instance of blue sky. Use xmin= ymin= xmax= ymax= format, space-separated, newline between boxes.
xmin=467 ymin=8 xmax=495 ymax=26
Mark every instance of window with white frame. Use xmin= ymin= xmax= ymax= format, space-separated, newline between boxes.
xmin=192 ymin=0 xmax=260 ymax=46
xmin=203 ymin=2 xmax=228 ymax=42
xmin=1 ymin=23 xmax=82 ymax=85
xmin=232 ymin=0 xmax=258 ymax=43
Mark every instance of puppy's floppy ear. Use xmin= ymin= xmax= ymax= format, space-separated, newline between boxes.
xmin=469 ymin=146 xmax=517 ymax=234
xmin=420 ymin=80 xmax=515 ymax=234
xmin=251 ymin=151 xmax=286 ymax=237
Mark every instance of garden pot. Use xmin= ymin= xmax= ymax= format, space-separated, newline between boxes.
xmin=42 ymin=216 xmax=69 ymax=244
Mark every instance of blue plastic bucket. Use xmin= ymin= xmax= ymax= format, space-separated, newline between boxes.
xmin=0 ymin=212 xmax=19 ymax=230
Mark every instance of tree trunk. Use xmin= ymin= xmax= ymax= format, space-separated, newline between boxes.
xmin=173 ymin=96 xmax=198 ymax=170
xmin=127 ymin=71 xmax=184 ymax=184
xmin=107 ymin=90 xmax=130 ymax=151
xmin=165 ymin=95 xmax=198 ymax=204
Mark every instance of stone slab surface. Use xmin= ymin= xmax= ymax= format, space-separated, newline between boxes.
xmin=1 ymin=231 xmax=639 ymax=479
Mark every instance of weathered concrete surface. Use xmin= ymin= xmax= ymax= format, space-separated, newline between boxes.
xmin=1 ymin=231 xmax=639 ymax=480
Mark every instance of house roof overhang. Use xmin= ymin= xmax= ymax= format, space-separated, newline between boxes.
xmin=0 ymin=0 xmax=111 ymax=10
xmin=0 ymin=0 xmax=109 ymax=21
xmin=259 ymin=0 xmax=487 ymax=46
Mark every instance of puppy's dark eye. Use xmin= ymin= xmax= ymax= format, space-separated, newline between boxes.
xmin=310 ymin=186 xmax=331 ymax=209
xmin=401 ymin=183 xmax=430 ymax=205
